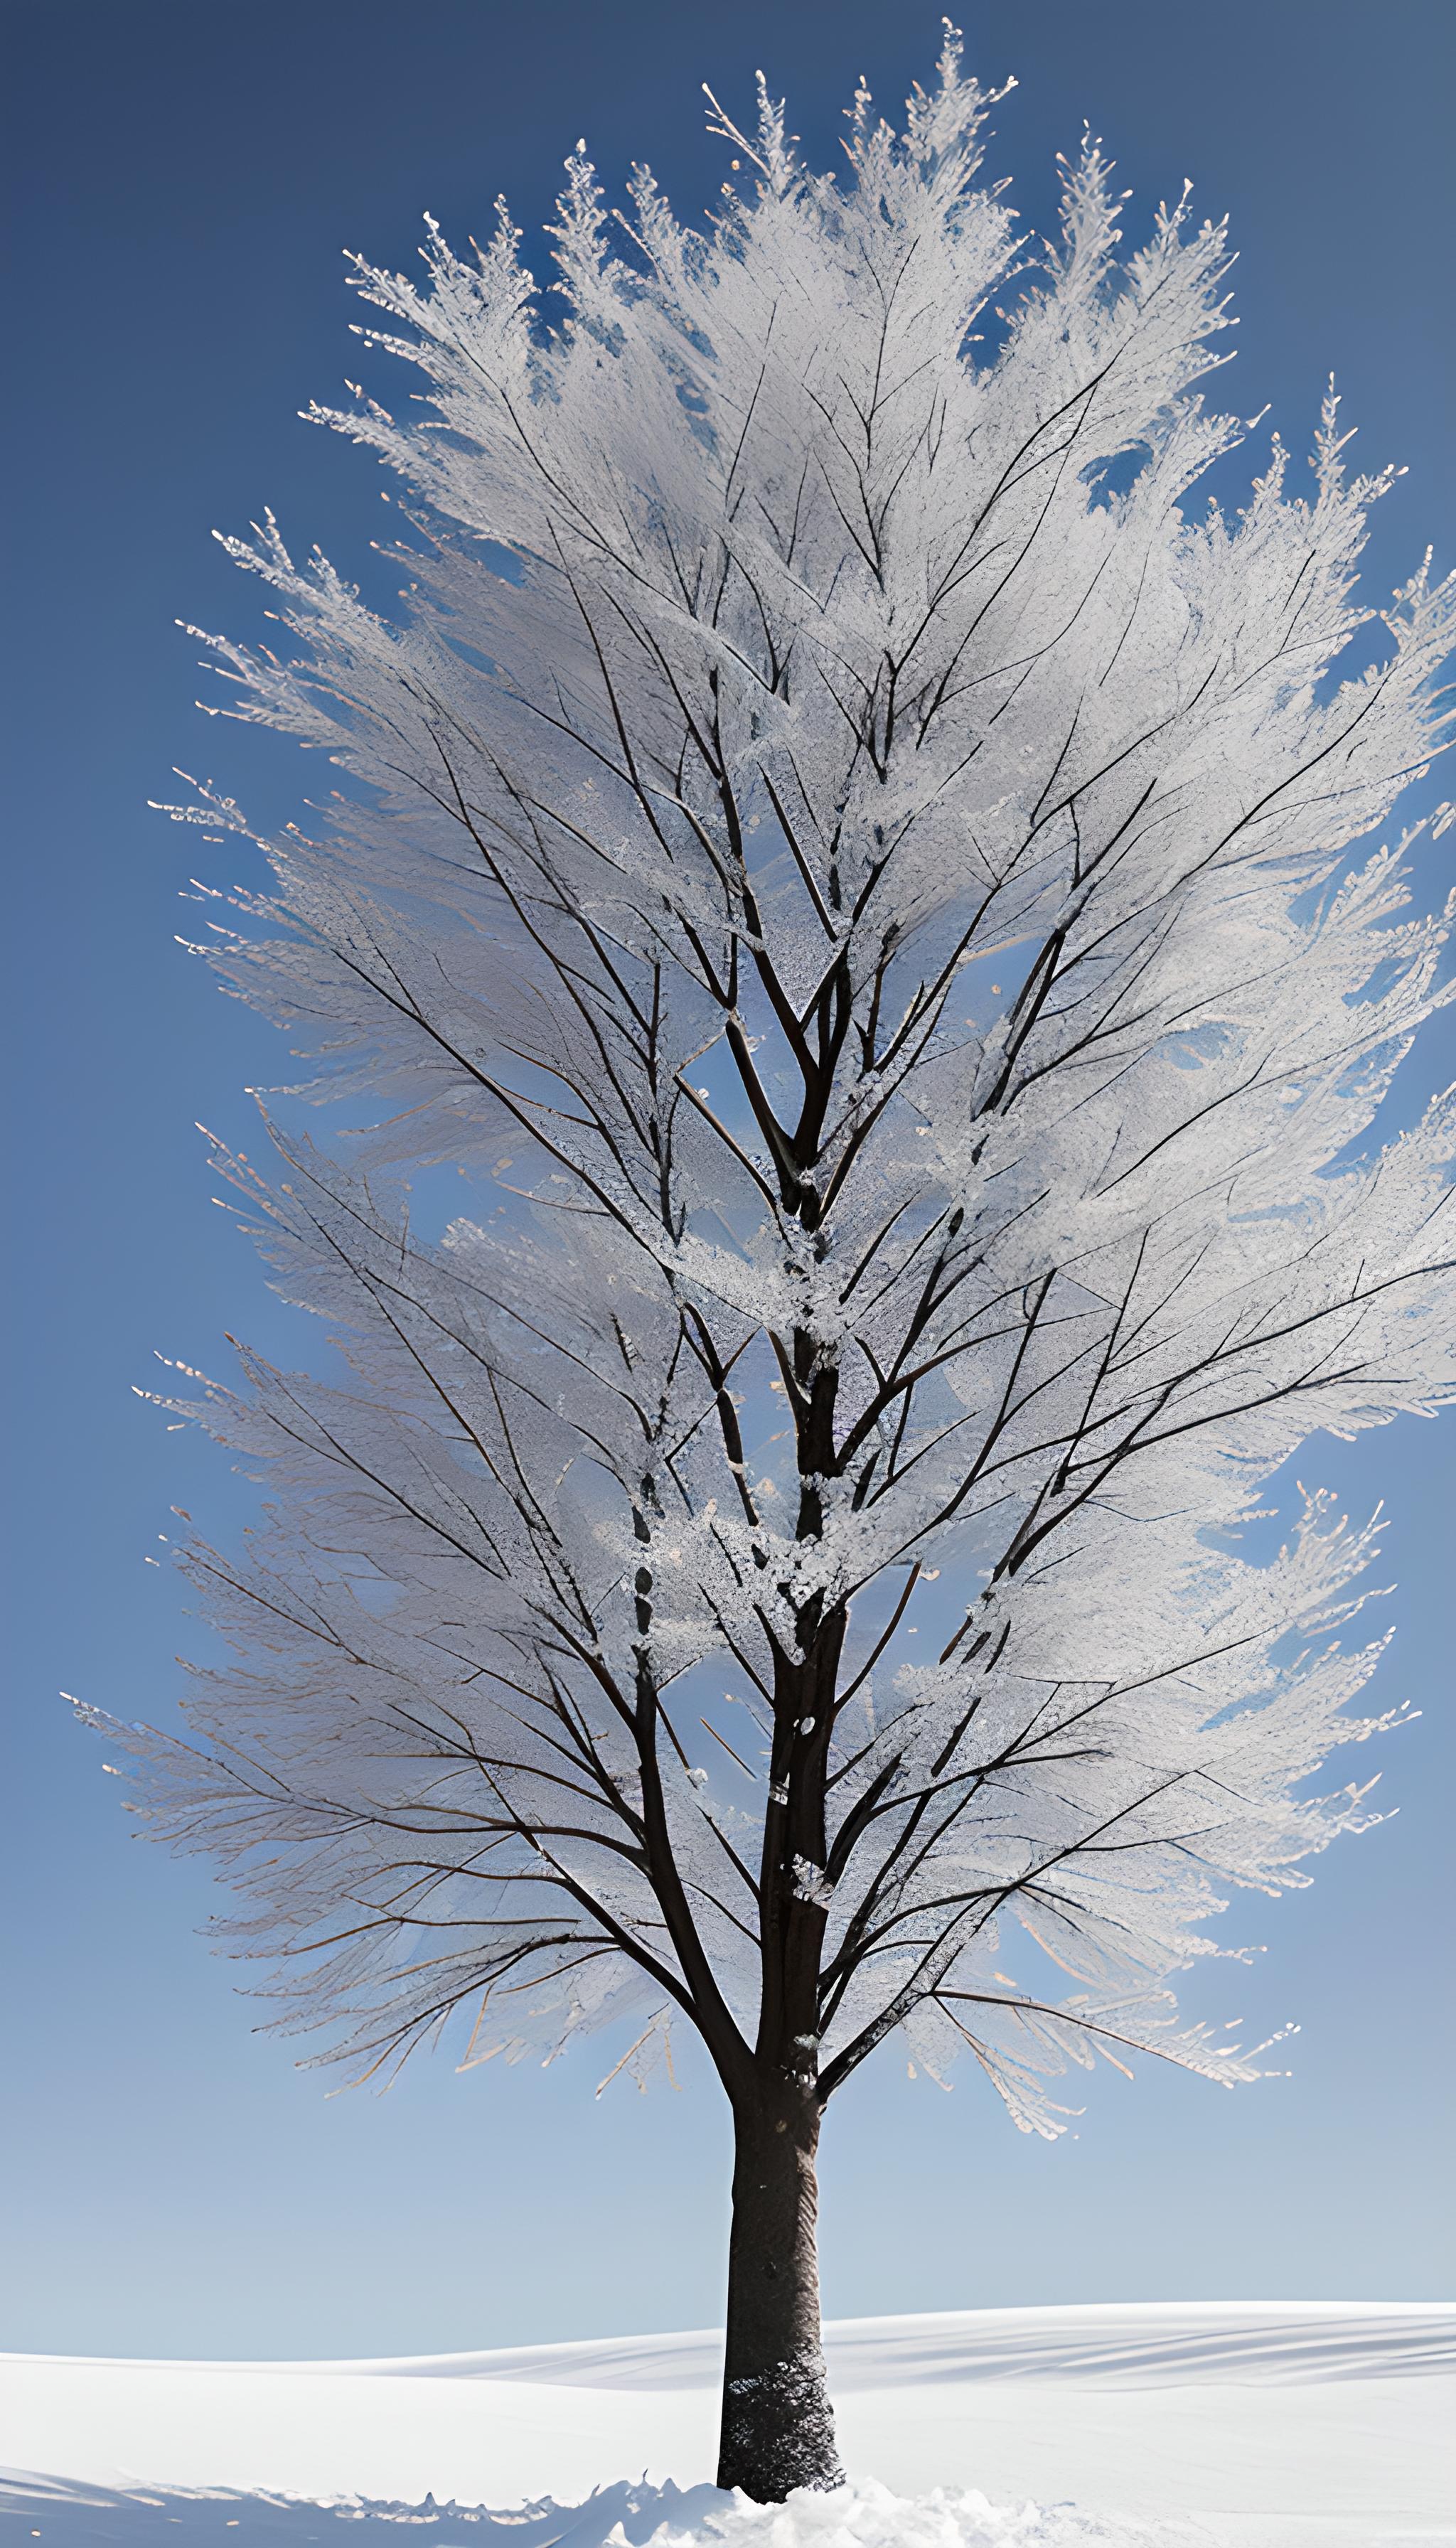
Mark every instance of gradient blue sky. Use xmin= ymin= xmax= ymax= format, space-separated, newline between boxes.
xmin=3 ymin=0 xmax=1453 ymax=2361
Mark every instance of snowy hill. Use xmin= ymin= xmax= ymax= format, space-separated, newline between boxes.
xmin=1 ymin=2302 xmax=1451 ymax=2547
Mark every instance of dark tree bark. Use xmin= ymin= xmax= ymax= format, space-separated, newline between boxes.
xmin=711 ymin=1508 xmax=847 ymax=2498
xmin=716 ymin=2083 xmax=842 ymax=2497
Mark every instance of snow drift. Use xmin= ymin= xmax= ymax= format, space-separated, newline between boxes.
xmin=0 ymin=2471 xmax=1200 ymax=2544
xmin=1 ymin=2303 xmax=1451 ymax=2546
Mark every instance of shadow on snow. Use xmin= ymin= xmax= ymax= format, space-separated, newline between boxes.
xmin=0 ymin=2471 xmax=728 ymax=2545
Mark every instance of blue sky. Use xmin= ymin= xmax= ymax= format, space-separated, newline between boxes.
xmin=3 ymin=0 xmax=1453 ymax=2360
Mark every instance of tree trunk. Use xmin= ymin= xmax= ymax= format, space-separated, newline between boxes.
xmin=716 ymin=2087 xmax=843 ymax=2499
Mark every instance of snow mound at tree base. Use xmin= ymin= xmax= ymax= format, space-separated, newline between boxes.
xmin=651 ymin=2478 xmax=1189 ymax=2547
xmin=0 ymin=2472 xmax=1197 ymax=2546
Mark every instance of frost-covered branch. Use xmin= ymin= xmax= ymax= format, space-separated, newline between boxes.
xmin=100 ymin=36 xmax=1453 ymax=2143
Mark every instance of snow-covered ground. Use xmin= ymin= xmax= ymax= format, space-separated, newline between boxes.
xmin=1 ymin=2303 xmax=1450 ymax=2547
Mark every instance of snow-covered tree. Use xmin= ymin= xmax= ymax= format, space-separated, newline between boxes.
xmin=87 ymin=30 xmax=1455 ymax=2500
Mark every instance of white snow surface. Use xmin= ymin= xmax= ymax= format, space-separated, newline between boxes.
xmin=1 ymin=2303 xmax=1450 ymax=2547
